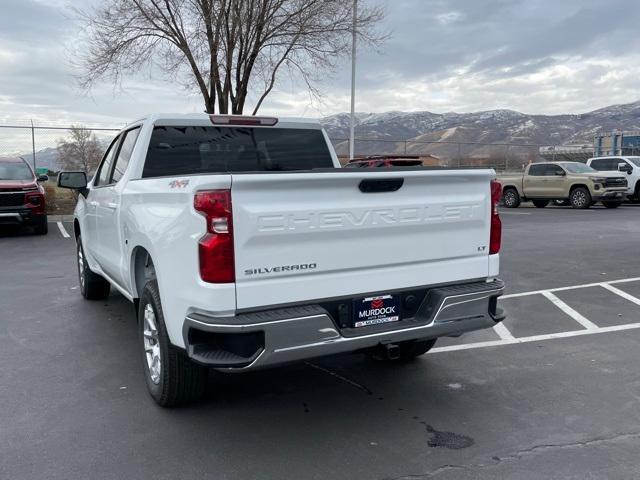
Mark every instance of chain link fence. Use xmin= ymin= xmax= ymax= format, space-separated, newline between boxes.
xmin=0 ymin=123 xmax=120 ymax=175
xmin=0 ymin=122 xmax=556 ymax=175
xmin=329 ymin=138 xmax=549 ymax=172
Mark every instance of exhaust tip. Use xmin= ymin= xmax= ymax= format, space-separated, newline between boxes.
xmin=384 ymin=344 xmax=401 ymax=361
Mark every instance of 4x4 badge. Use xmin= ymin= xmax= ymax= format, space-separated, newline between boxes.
xmin=169 ymin=179 xmax=189 ymax=189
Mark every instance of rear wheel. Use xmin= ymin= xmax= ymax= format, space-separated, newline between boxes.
xmin=602 ymin=201 xmax=622 ymax=209
xmin=570 ymin=187 xmax=591 ymax=209
xmin=502 ymin=188 xmax=521 ymax=208
xmin=139 ymin=279 xmax=207 ymax=407
xmin=532 ymin=200 xmax=549 ymax=208
xmin=77 ymin=235 xmax=110 ymax=300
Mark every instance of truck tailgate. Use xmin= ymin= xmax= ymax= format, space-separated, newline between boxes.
xmin=231 ymin=169 xmax=494 ymax=310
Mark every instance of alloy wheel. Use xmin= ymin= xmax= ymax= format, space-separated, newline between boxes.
xmin=143 ymin=303 xmax=162 ymax=385
xmin=77 ymin=246 xmax=85 ymax=290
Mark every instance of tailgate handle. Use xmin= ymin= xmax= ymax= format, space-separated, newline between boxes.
xmin=358 ymin=178 xmax=404 ymax=193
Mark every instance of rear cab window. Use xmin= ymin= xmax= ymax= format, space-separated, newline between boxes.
xmin=142 ymin=126 xmax=334 ymax=178
xmin=590 ymin=159 xmax=616 ymax=170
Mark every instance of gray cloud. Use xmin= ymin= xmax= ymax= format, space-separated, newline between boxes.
xmin=1 ymin=0 xmax=640 ymax=129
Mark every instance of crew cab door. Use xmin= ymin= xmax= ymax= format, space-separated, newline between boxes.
xmin=522 ymin=164 xmax=546 ymax=197
xmin=543 ymin=164 xmax=568 ymax=197
xmin=93 ymin=127 xmax=140 ymax=284
xmin=85 ymin=135 xmax=120 ymax=261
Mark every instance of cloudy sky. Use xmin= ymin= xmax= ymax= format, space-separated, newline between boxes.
xmin=2 ymin=0 xmax=640 ymax=128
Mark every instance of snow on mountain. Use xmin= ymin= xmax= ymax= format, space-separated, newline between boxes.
xmin=321 ymin=100 xmax=640 ymax=161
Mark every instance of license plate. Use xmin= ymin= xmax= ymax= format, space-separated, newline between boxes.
xmin=353 ymin=295 xmax=401 ymax=328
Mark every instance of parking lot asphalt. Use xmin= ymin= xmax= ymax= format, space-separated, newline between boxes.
xmin=2 ymin=205 xmax=640 ymax=480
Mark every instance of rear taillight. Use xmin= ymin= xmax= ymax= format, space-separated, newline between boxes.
xmin=489 ymin=180 xmax=502 ymax=254
xmin=194 ymin=190 xmax=235 ymax=283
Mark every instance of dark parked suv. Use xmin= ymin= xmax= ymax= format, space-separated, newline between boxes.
xmin=0 ymin=157 xmax=48 ymax=234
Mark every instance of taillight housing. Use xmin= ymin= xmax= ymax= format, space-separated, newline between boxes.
xmin=489 ymin=180 xmax=502 ymax=254
xmin=194 ymin=190 xmax=235 ymax=283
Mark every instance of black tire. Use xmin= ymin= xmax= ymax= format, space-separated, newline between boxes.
xmin=569 ymin=187 xmax=592 ymax=209
xmin=502 ymin=188 xmax=521 ymax=208
xmin=139 ymin=279 xmax=207 ymax=407
xmin=532 ymin=200 xmax=549 ymax=208
xmin=77 ymin=235 xmax=110 ymax=300
xmin=602 ymin=201 xmax=622 ymax=209
xmin=33 ymin=216 xmax=48 ymax=235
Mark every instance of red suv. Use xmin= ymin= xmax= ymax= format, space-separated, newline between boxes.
xmin=0 ymin=157 xmax=48 ymax=234
xmin=344 ymin=156 xmax=424 ymax=168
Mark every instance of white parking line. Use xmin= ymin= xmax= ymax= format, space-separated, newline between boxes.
xmin=56 ymin=221 xmax=70 ymax=238
xmin=541 ymin=291 xmax=598 ymax=330
xmin=431 ymin=322 xmax=640 ymax=354
xmin=599 ymin=283 xmax=640 ymax=306
xmin=493 ymin=322 xmax=515 ymax=340
xmin=433 ymin=277 xmax=640 ymax=355
xmin=502 ymin=276 xmax=640 ymax=300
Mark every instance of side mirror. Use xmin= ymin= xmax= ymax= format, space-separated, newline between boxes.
xmin=618 ymin=162 xmax=633 ymax=174
xmin=556 ymin=170 xmax=566 ymax=176
xmin=58 ymin=171 xmax=88 ymax=196
xmin=37 ymin=174 xmax=49 ymax=182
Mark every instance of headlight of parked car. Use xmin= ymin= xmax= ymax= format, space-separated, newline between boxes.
xmin=591 ymin=177 xmax=607 ymax=183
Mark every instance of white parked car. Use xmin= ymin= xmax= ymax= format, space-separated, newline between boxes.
xmin=58 ymin=113 xmax=505 ymax=407
xmin=587 ymin=156 xmax=640 ymax=200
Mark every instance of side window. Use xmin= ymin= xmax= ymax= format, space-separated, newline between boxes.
xmin=528 ymin=164 xmax=545 ymax=176
xmin=616 ymin=159 xmax=629 ymax=171
xmin=590 ymin=159 xmax=605 ymax=170
xmin=546 ymin=164 xmax=564 ymax=176
xmin=94 ymin=136 xmax=120 ymax=187
xmin=111 ymin=127 xmax=141 ymax=184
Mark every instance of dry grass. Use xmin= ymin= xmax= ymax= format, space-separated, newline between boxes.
xmin=43 ymin=181 xmax=77 ymax=215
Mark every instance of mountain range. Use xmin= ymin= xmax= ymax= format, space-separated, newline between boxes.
xmin=321 ymin=100 xmax=640 ymax=165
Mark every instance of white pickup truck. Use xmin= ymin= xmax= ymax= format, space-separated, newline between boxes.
xmin=58 ymin=114 xmax=505 ymax=407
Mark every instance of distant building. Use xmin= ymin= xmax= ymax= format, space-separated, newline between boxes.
xmin=594 ymin=131 xmax=640 ymax=156
xmin=538 ymin=145 xmax=594 ymax=162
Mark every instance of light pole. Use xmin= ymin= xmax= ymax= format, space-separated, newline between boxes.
xmin=349 ymin=0 xmax=357 ymax=160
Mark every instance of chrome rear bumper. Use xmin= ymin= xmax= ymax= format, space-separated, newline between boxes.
xmin=183 ymin=279 xmax=505 ymax=371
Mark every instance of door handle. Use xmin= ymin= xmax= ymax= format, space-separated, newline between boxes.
xmin=106 ymin=202 xmax=118 ymax=210
xmin=89 ymin=201 xmax=99 ymax=207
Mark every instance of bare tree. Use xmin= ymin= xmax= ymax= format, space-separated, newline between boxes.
xmin=76 ymin=0 xmax=385 ymax=114
xmin=57 ymin=126 xmax=105 ymax=173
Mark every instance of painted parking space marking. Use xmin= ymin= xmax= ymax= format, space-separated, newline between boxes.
xmin=492 ymin=322 xmax=515 ymax=340
xmin=56 ymin=221 xmax=70 ymax=238
xmin=433 ymin=277 xmax=640 ymax=354
xmin=600 ymin=283 xmax=640 ymax=307
xmin=541 ymin=291 xmax=598 ymax=330
xmin=502 ymin=276 xmax=640 ymax=299
xmin=431 ymin=322 xmax=640 ymax=354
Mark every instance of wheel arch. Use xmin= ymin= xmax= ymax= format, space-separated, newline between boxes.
xmin=73 ymin=218 xmax=81 ymax=241
xmin=131 ymin=246 xmax=157 ymax=302
xmin=569 ymin=183 xmax=589 ymax=194
xmin=501 ymin=184 xmax=519 ymax=193
xmin=569 ymin=183 xmax=591 ymax=197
